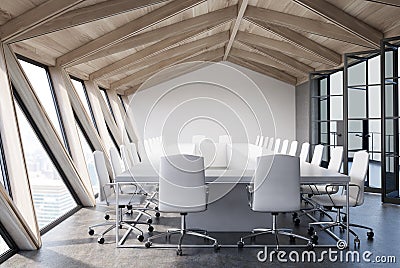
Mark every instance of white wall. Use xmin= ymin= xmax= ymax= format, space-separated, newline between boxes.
xmin=127 ymin=61 xmax=295 ymax=146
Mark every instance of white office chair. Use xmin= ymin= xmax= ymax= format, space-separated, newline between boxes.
xmin=299 ymin=142 xmax=310 ymax=162
xmin=192 ymin=135 xmax=206 ymax=155
xmin=120 ymin=144 xmax=134 ymax=170
xmin=128 ymin=142 xmax=141 ymax=164
xmin=273 ymin=138 xmax=281 ymax=154
xmin=280 ymin=139 xmax=289 ymax=154
xmin=263 ymin=136 xmax=269 ymax=147
xmin=310 ymin=144 xmax=324 ymax=166
xmin=288 ymin=140 xmax=298 ymax=156
xmin=267 ymin=137 xmax=274 ymax=152
xmin=144 ymin=154 xmax=220 ymax=255
xmin=259 ymin=136 xmax=264 ymax=147
xmin=219 ymin=135 xmax=231 ymax=144
xmin=308 ymin=151 xmax=374 ymax=246
xmin=88 ymin=151 xmax=153 ymax=244
xmin=109 ymin=147 xmax=124 ymax=177
xmin=255 ymin=135 xmax=260 ymax=146
xmin=237 ymin=155 xmax=313 ymax=250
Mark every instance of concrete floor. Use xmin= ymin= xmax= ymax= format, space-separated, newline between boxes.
xmin=1 ymin=193 xmax=399 ymax=267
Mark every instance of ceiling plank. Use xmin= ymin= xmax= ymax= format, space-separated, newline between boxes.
xmin=56 ymin=0 xmax=206 ymax=67
xmin=245 ymin=6 xmax=374 ymax=48
xmin=236 ymin=40 xmax=314 ymax=74
xmin=293 ymin=0 xmax=383 ymax=47
xmin=123 ymin=48 xmax=224 ymax=95
xmin=12 ymin=0 xmax=170 ymax=43
xmin=0 ymin=0 xmax=85 ymax=42
xmin=365 ymin=0 xmax=400 ymax=7
xmin=228 ymin=55 xmax=297 ymax=85
xmin=248 ymin=18 xmax=342 ymax=66
xmin=72 ymin=5 xmax=236 ymax=66
xmin=236 ymin=31 xmax=333 ymax=65
xmin=223 ymin=0 xmax=248 ymax=60
xmin=111 ymin=32 xmax=228 ymax=90
xmin=230 ymin=47 xmax=304 ymax=77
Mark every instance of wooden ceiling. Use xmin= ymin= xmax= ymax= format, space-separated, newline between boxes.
xmin=1 ymin=0 xmax=399 ymax=95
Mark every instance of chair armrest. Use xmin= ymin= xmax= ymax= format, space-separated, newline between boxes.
xmin=103 ymin=183 xmax=115 ymax=205
xmin=205 ymin=185 xmax=209 ymax=209
xmin=246 ymin=184 xmax=254 ymax=208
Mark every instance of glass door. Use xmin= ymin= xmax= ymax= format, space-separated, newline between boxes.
xmin=344 ymin=50 xmax=381 ymax=192
xmin=382 ymin=36 xmax=400 ymax=204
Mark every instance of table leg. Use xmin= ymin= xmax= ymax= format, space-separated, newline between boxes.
xmin=346 ymin=181 xmax=349 ymax=248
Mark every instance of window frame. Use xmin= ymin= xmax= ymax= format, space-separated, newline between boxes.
xmin=100 ymin=87 xmax=116 ymax=122
xmin=0 ymin=222 xmax=18 ymax=264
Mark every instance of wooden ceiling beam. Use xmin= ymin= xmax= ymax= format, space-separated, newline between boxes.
xmin=56 ymin=0 xmax=206 ymax=67
xmin=12 ymin=0 xmax=170 ymax=43
xmin=111 ymin=32 xmax=228 ymax=90
xmin=236 ymin=31 xmax=333 ymax=65
xmin=223 ymin=0 xmax=248 ymax=60
xmin=293 ymin=0 xmax=383 ymax=47
xmin=236 ymin=40 xmax=314 ymax=74
xmin=365 ymin=0 xmax=400 ymax=7
xmin=123 ymin=48 xmax=224 ymax=95
xmin=245 ymin=6 xmax=375 ymax=48
xmin=230 ymin=46 xmax=304 ymax=77
xmin=247 ymin=18 xmax=342 ymax=66
xmin=227 ymin=55 xmax=297 ymax=85
xmin=0 ymin=0 xmax=85 ymax=42
xmin=70 ymin=5 xmax=236 ymax=66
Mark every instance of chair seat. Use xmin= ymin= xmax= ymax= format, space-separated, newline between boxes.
xmin=311 ymin=194 xmax=357 ymax=207
xmin=301 ymin=184 xmax=338 ymax=195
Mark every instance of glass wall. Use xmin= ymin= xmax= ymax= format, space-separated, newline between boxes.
xmin=0 ymin=234 xmax=10 ymax=256
xmin=100 ymin=88 xmax=116 ymax=121
xmin=71 ymin=78 xmax=98 ymax=130
xmin=14 ymin=102 xmax=77 ymax=229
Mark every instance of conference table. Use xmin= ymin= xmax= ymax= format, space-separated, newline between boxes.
xmin=115 ymin=158 xmax=350 ymax=248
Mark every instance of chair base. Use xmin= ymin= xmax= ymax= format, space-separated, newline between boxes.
xmin=238 ymin=214 xmax=313 ymax=250
xmin=145 ymin=213 xmax=220 ymax=255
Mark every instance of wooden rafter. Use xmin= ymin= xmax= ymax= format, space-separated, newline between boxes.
xmin=111 ymin=32 xmax=229 ymax=90
xmin=123 ymin=47 xmax=224 ymax=95
xmin=69 ymin=5 xmax=236 ymax=66
xmin=223 ymin=0 xmax=248 ymax=60
xmin=228 ymin=55 xmax=297 ymax=85
xmin=293 ymin=0 xmax=383 ymax=48
xmin=244 ymin=6 xmax=374 ymax=48
xmin=247 ymin=18 xmax=342 ymax=66
xmin=236 ymin=31 xmax=333 ymax=65
xmin=365 ymin=0 xmax=400 ymax=7
xmin=236 ymin=40 xmax=314 ymax=74
xmin=56 ymin=0 xmax=206 ymax=67
xmin=0 ymin=0 xmax=85 ymax=42
xmin=12 ymin=0 xmax=170 ymax=43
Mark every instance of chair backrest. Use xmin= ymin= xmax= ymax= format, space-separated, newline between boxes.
xmin=263 ymin=137 xmax=269 ymax=147
xmin=280 ymin=139 xmax=289 ymax=154
xmin=158 ymin=154 xmax=207 ymax=213
xmin=120 ymin=144 xmax=134 ymax=170
xmin=299 ymin=142 xmax=310 ymax=162
xmin=128 ymin=142 xmax=141 ymax=164
xmin=93 ymin=151 xmax=112 ymax=201
xmin=311 ymin=144 xmax=324 ymax=166
xmin=252 ymin=155 xmax=300 ymax=212
xmin=109 ymin=147 xmax=124 ymax=178
xmin=255 ymin=135 xmax=260 ymax=146
xmin=273 ymin=138 xmax=281 ymax=154
xmin=288 ymin=140 xmax=298 ymax=156
xmin=328 ymin=146 xmax=343 ymax=172
xmin=219 ymin=135 xmax=231 ymax=144
xmin=267 ymin=137 xmax=274 ymax=151
xmin=259 ymin=136 xmax=264 ymax=147
xmin=144 ymin=139 xmax=151 ymax=153
xmin=192 ymin=135 xmax=206 ymax=155
xmin=349 ymin=151 xmax=369 ymax=206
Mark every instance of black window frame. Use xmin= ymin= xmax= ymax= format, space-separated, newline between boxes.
xmin=99 ymin=87 xmax=116 ymax=122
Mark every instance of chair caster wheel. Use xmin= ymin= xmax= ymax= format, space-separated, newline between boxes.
xmin=293 ymin=218 xmax=300 ymax=226
xmin=311 ymin=234 xmax=318 ymax=243
xmin=367 ymin=231 xmax=374 ymax=240
xmin=147 ymin=218 xmax=153 ymax=224
xmin=148 ymin=226 xmax=154 ymax=232
xmin=155 ymin=206 xmax=159 ymax=211
xmin=88 ymin=229 xmax=94 ymax=236
xmin=97 ymin=237 xmax=105 ymax=244
xmin=354 ymin=237 xmax=360 ymax=247
xmin=177 ymin=249 xmax=183 ymax=256
xmin=292 ymin=212 xmax=298 ymax=219
xmin=155 ymin=212 xmax=160 ymax=218
xmin=104 ymin=214 xmax=110 ymax=220
xmin=213 ymin=243 xmax=221 ymax=251
xmin=290 ymin=236 xmax=296 ymax=243
xmin=137 ymin=235 xmax=144 ymax=242
xmin=342 ymin=215 xmax=347 ymax=222
xmin=306 ymin=242 xmax=314 ymax=251
xmin=307 ymin=227 xmax=314 ymax=235
xmin=237 ymin=241 xmax=244 ymax=248
xmin=145 ymin=241 xmax=152 ymax=248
